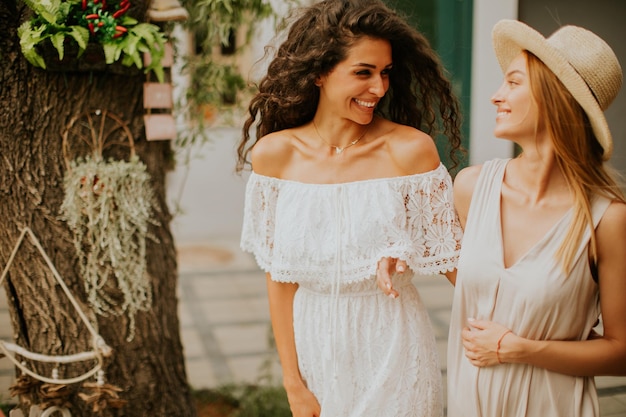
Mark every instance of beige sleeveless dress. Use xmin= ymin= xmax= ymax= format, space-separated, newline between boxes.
xmin=447 ymin=158 xmax=610 ymax=417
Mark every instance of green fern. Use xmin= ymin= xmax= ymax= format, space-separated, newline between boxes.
xmin=17 ymin=22 xmax=47 ymax=68
xmin=22 ymin=0 xmax=66 ymax=24
xmin=50 ymin=31 xmax=67 ymax=59
xmin=68 ymin=26 xmax=90 ymax=50
xmin=102 ymin=41 xmax=121 ymax=65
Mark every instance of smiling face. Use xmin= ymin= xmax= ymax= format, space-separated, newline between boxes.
xmin=491 ymin=53 xmax=543 ymax=142
xmin=316 ymin=36 xmax=393 ymax=125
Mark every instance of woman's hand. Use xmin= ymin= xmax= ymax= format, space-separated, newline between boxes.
xmin=285 ymin=382 xmax=321 ymax=417
xmin=462 ymin=318 xmax=515 ymax=367
xmin=376 ymin=257 xmax=407 ymax=298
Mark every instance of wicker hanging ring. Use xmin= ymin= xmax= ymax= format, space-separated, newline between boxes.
xmin=62 ymin=109 xmax=135 ymax=172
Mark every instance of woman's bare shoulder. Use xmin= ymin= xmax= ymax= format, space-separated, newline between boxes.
xmin=250 ymin=130 xmax=296 ymax=178
xmin=382 ymin=122 xmax=440 ymax=175
xmin=454 ymin=164 xmax=483 ymax=191
xmin=597 ymin=200 xmax=626 ymax=247
xmin=452 ymin=164 xmax=484 ymax=227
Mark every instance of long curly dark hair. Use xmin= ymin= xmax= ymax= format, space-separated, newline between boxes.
xmin=237 ymin=0 xmax=464 ymax=172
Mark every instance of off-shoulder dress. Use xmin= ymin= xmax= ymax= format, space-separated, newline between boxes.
xmin=241 ymin=163 xmax=462 ymax=417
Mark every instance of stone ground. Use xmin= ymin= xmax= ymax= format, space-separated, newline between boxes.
xmin=1 ymin=238 xmax=625 ymax=416
xmin=176 ymin=239 xmax=626 ymax=416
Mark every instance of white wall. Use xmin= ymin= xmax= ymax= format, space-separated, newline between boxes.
xmin=166 ymin=2 xmax=294 ymax=243
xmin=518 ymin=0 xmax=626 ymax=174
xmin=469 ymin=0 xmax=518 ymax=165
xmin=167 ymin=0 xmax=529 ymax=242
xmin=167 ymin=128 xmax=249 ymax=243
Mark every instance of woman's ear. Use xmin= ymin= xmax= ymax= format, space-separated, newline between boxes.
xmin=314 ymin=73 xmax=325 ymax=87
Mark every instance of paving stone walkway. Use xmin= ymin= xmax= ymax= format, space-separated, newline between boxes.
xmin=177 ymin=239 xmax=626 ymax=417
xmin=1 ymin=238 xmax=625 ymax=416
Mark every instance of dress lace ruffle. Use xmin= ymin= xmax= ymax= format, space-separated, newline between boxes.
xmin=241 ymin=163 xmax=462 ymax=284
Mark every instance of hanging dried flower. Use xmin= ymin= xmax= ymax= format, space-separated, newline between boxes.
xmin=79 ymin=381 xmax=127 ymax=413
xmin=60 ymin=156 xmax=156 ymax=341
xmin=9 ymin=373 xmax=42 ymax=406
xmin=38 ymin=382 xmax=74 ymax=409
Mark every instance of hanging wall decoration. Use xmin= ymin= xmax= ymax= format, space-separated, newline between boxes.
xmin=143 ymin=42 xmax=177 ymax=141
xmin=147 ymin=0 xmax=189 ymax=22
xmin=0 ymin=227 xmax=119 ymax=416
xmin=59 ymin=109 xmax=155 ymax=342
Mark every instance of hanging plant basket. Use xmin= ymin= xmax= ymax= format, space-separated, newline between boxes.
xmin=61 ymin=109 xmax=135 ymax=168
xmin=36 ymin=40 xmax=139 ymax=76
xmin=18 ymin=0 xmax=169 ymax=82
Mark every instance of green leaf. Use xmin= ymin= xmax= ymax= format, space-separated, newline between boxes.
xmin=18 ymin=22 xmax=48 ymax=68
xmin=102 ymin=42 xmax=122 ymax=65
xmin=20 ymin=0 xmax=38 ymax=10
xmin=119 ymin=16 xmax=139 ymax=26
xmin=111 ymin=38 xmax=126 ymax=62
xmin=130 ymin=23 xmax=160 ymax=45
xmin=68 ymin=26 xmax=90 ymax=50
xmin=122 ymin=34 xmax=140 ymax=58
xmin=121 ymin=54 xmax=135 ymax=67
xmin=128 ymin=48 xmax=142 ymax=68
xmin=17 ymin=21 xmax=38 ymax=44
xmin=19 ymin=40 xmax=47 ymax=68
xmin=58 ymin=2 xmax=73 ymax=17
xmin=148 ymin=65 xmax=165 ymax=83
xmin=21 ymin=46 xmax=47 ymax=69
xmin=36 ymin=0 xmax=63 ymax=24
xmin=50 ymin=32 xmax=66 ymax=60
xmin=223 ymin=1 xmax=234 ymax=14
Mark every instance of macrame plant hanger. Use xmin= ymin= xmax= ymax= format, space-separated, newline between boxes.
xmin=60 ymin=108 xmax=154 ymax=342
xmin=0 ymin=227 xmax=113 ymax=416
xmin=1 ymin=109 xmax=144 ymax=416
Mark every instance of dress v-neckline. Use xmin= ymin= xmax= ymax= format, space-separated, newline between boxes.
xmin=496 ymin=173 xmax=572 ymax=271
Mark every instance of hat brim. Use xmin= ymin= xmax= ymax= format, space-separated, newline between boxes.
xmin=492 ymin=19 xmax=613 ymax=159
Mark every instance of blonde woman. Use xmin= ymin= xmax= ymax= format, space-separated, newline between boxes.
xmin=447 ymin=20 xmax=626 ymax=416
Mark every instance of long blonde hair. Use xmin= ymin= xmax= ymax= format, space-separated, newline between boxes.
xmin=525 ymin=51 xmax=625 ymax=273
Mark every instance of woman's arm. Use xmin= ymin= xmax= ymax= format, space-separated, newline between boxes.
xmin=378 ymin=129 xmax=466 ymax=291
xmin=463 ymin=201 xmax=626 ymax=376
xmin=265 ymin=274 xmax=321 ymax=416
xmin=452 ymin=164 xmax=482 ymax=231
xmin=376 ymin=127 xmax=440 ymax=295
xmin=438 ymin=164 xmax=481 ymax=287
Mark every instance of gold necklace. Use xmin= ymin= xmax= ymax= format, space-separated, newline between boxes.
xmin=313 ymin=120 xmax=369 ymax=155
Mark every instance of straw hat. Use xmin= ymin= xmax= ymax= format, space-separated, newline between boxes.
xmin=492 ymin=19 xmax=623 ymax=160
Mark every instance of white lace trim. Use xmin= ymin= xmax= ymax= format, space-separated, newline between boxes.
xmin=241 ymin=163 xmax=461 ymax=284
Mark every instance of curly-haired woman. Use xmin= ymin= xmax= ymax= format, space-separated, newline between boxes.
xmin=238 ymin=0 xmax=463 ymax=416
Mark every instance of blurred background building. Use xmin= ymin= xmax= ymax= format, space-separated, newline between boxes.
xmin=164 ymin=1 xmax=626 ymax=410
xmin=167 ymin=0 xmax=626 ymax=244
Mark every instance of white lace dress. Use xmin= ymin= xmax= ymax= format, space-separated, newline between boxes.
xmin=241 ymin=163 xmax=462 ymax=417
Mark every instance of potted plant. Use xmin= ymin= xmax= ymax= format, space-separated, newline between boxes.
xmin=18 ymin=0 xmax=168 ymax=82
xmin=174 ymin=0 xmax=277 ymax=147
xmin=182 ymin=0 xmax=273 ymax=49
xmin=185 ymin=55 xmax=247 ymax=111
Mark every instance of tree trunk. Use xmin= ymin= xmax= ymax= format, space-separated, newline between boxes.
xmin=0 ymin=1 xmax=196 ymax=416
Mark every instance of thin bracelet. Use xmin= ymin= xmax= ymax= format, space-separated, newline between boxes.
xmin=496 ymin=330 xmax=513 ymax=364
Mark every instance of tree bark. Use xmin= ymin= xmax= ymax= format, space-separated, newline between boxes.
xmin=0 ymin=2 xmax=196 ymax=416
